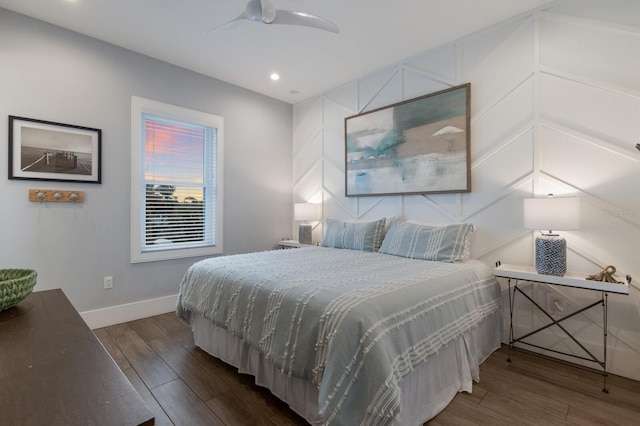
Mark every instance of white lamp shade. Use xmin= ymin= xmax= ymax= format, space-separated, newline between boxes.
xmin=523 ymin=197 xmax=580 ymax=232
xmin=294 ymin=203 xmax=320 ymax=221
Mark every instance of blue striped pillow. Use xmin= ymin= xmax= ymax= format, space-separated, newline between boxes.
xmin=321 ymin=218 xmax=387 ymax=252
xmin=379 ymin=222 xmax=475 ymax=262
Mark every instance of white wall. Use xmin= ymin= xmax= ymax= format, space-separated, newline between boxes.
xmin=293 ymin=0 xmax=640 ymax=380
xmin=0 ymin=9 xmax=293 ymax=322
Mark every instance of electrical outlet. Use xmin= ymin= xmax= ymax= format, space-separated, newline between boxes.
xmin=545 ymin=291 xmax=566 ymax=316
xmin=553 ymin=298 xmax=565 ymax=314
xmin=104 ymin=276 xmax=113 ymax=289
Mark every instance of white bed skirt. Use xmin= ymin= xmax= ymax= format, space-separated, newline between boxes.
xmin=192 ymin=310 xmax=501 ymax=425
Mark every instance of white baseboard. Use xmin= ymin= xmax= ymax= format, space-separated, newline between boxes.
xmin=80 ymin=294 xmax=178 ymax=330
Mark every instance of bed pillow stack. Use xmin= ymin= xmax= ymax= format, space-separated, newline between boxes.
xmin=321 ymin=218 xmax=386 ymax=252
xmin=379 ymin=222 xmax=475 ymax=263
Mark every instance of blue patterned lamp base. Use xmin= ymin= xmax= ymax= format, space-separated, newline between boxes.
xmin=299 ymin=223 xmax=312 ymax=245
xmin=535 ymin=234 xmax=566 ymax=276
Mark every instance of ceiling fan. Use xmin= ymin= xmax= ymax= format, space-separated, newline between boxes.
xmin=206 ymin=0 xmax=339 ymax=34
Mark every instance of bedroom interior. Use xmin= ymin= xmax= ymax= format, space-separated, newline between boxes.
xmin=1 ymin=0 xmax=639 ymax=424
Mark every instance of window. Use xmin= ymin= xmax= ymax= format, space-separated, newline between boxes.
xmin=131 ymin=97 xmax=223 ymax=262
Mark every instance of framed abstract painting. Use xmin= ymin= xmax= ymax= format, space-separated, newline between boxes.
xmin=345 ymin=83 xmax=470 ymax=197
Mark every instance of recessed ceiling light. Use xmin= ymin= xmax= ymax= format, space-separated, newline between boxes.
xmin=270 ymin=73 xmax=280 ymax=81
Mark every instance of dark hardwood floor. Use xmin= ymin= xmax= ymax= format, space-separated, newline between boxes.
xmin=94 ymin=313 xmax=640 ymax=425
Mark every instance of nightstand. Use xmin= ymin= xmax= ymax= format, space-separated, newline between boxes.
xmin=494 ymin=262 xmax=630 ymax=393
xmin=278 ymin=240 xmax=303 ymax=249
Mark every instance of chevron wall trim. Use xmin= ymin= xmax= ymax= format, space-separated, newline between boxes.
xmin=293 ymin=0 xmax=640 ymax=380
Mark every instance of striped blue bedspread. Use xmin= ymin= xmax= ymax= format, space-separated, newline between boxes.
xmin=177 ymin=246 xmax=501 ymax=426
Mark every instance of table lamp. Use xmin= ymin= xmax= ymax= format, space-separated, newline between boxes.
xmin=523 ymin=194 xmax=580 ymax=276
xmin=294 ymin=203 xmax=320 ymax=245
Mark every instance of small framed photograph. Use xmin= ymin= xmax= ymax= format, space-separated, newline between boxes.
xmin=8 ymin=116 xmax=102 ymax=184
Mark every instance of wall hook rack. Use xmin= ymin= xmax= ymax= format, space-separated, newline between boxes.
xmin=29 ymin=189 xmax=85 ymax=203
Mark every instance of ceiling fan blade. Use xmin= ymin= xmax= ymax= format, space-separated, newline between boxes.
xmin=204 ymin=13 xmax=247 ymax=34
xmin=272 ymin=10 xmax=339 ymax=33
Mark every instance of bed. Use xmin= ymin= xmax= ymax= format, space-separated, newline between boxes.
xmin=177 ymin=220 xmax=502 ymax=426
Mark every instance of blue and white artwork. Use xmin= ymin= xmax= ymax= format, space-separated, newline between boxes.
xmin=345 ymin=83 xmax=470 ymax=197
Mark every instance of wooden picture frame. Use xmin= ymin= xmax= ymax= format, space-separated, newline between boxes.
xmin=345 ymin=83 xmax=470 ymax=197
xmin=8 ymin=116 xmax=102 ymax=184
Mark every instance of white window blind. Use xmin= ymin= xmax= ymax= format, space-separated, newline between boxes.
xmin=131 ymin=97 xmax=223 ymax=263
xmin=143 ymin=115 xmax=215 ymax=248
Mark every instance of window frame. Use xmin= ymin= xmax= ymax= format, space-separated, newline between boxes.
xmin=130 ymin=96 xmax=224 ymax=263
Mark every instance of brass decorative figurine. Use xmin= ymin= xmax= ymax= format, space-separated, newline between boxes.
xmin=586 ymin=265 xmax=624 ymax=284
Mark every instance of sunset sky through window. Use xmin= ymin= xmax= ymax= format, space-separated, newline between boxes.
xmin=144 ymin=117 xmax=205 ymax=202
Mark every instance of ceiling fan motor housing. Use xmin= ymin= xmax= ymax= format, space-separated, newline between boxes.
xmin=246 ymin=0 xmax=276 ymax=23
xmin=208 ymin=0 xmax=339 ymax=34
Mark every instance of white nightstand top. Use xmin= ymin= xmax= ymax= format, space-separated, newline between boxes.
xmin=495 ymin=264 xmax=629 ymax=295
xmin=278 ymin=240 xmax=302 ymax=248
xmin=278 ymin=240 xmax=317 ymax=248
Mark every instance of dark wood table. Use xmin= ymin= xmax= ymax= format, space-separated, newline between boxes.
xmin=0 ymin=289 xmax=154 ymax=425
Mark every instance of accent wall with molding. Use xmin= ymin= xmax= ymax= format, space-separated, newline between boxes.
xmin=292 ymin=0 xmax=640 ymax=380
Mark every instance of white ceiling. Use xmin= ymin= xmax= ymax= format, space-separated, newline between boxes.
xmin=0 ymin=0 xmax=554 ymax=104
